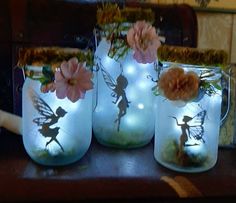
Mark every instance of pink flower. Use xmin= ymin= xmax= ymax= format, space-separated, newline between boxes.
xmin=127 ymin=20 xmax=161 ymax=64
xmin=55 ymin=57 xmax=93 ymax=103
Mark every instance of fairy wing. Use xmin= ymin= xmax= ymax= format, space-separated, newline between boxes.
xmin=188 ymin=110 xmax=207 ymax=142
xmin=101 ymin=67 xmax=116 ymax=90
xmin=29 ymin=89 xmax=55 ymax=126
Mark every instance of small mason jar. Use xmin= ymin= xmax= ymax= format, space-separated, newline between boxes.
xmin=22 ymin=65 xmax=93 ymax=166
xmin=92 ymin=38 xmax=157 ymax=148
xmin=154 ymin=63 xmax=222 ymax=172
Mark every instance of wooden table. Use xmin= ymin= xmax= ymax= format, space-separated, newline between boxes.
xmin=0 ymin=129 xmax=236 ymax=202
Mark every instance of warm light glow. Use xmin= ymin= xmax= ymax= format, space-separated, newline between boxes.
xmin=137 ymin=103 xmax=144 ymax=109
xmin=127 ymin=90 xmax=137 ymax=101
xmin=138 ymin=80 xmax=148 ymax=89
xmin=124 ymin=115 xmax=138 ymax=126
xmin=126 ymin=65 xmax=136 ymax=75
xmin=186 ymin=143 xmax=204 ymax=154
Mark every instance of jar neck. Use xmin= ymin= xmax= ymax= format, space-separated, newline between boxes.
xmin=24 ymin=65 xmax=44 ymax=79
xmin=98 ymin=22 xmax=132 ymax=39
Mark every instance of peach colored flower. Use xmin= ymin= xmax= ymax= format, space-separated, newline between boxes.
xmin=158 ymin=66 xmax=199 ymax=102
xmin=127 ymin=20 xmax=161 ymax=64
xmin=55 ymin=57 xmax=93 ymax=103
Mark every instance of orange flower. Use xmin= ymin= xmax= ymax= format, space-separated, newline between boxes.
xmin=158 ymin=66 xmax=199 ymax=102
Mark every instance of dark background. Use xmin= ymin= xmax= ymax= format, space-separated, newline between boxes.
xmin=0 ymin=0 xmax=197 ymax=115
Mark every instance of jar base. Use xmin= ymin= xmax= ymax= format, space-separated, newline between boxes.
xmin=27 ymin=148 xmax=87 ymax=166
xmin=154 ymin=154 xmax=217 ymax=173
xmin=95 ymin=136 xmax=153 ymax=149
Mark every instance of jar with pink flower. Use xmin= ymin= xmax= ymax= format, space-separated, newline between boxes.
xmin=154 ymin=61 xmax=223 ymax=172
xmin=19 ymin=47 xmax=94 ymax=166
xmin=92 ymin=4 xmax=161 ymax=148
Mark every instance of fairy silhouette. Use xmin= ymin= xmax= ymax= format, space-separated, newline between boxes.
xmin=29 ymin=89 xmax=67 ymax=152
xmin=100 ymin=66 xmax=130 ymax=131
xmin=171 ymin=110 xmax=206 ymax=155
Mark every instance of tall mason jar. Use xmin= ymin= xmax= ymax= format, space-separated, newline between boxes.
xmin=22 ymin=65 xmax=93 ymax=166
xmin=93 ymin=38 xmax=157 ymax=148
xmin=154 ymin=63 xmax=222 ymax=172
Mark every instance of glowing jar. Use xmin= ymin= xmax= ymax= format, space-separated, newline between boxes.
xmin=154 ymin=63 xmax=222 ymax=172
xmin=22 ymin=65 xmax=93 ymax=166
xmin=93 ymin=39 xmax=157 ymax=148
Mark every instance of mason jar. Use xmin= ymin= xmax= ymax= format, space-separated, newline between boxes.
xmin=154 ymin=63 xmax=222 ymax=172
xmin=22 ymin=65 xmax=93 ymax=166
xmin=92 ymin=38 xmax=157 ymax=148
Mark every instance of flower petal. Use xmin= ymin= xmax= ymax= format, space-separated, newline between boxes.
xmin=66 ymin=85 xmax=84 ymax=102
xmin=55 ymin=70 xmax=64 ymax=81
xmin=55 ymin=81 xmax=68 ymax=99
xmin=77 ymin=69 xmax=93 ymax=90
xmin=55 ymin=57 xmax=93 ymax=102
xmin=60 ymin=61 xmax=73 ymax=79
xmin=68 ymin=57 xmax=79 ymax=75
xmin=158 ymin=66 xmax=199 ymax=101
xmin=127 ymin=20 xmax=160 ymax=64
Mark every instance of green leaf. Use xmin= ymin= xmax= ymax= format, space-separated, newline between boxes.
xmin=151 ymin=85 xmax=157 ymax=91
xmin=42 ymin=66 xmax=54 ymax=82
xmin=211 ymin=82 xmax=222 ymax=90
xmin=39 ymin=76 xmax=52 ymax=85
xmin=39 ymin=77 xmax=47 ymax=84
xmin=152 ymin=85 xmax=160 ymax=96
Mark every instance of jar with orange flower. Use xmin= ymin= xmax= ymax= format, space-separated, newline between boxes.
xmin=93 ymin=4 xmax=161 ymax=148
xmin=154 ymin=62 xmax=222 ymax=172
xmin=18 ymin=47 xmax=94 ymax=166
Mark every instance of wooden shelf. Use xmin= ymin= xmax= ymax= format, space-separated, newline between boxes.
xmin=1 ymin=129 xmax=236 ymax=202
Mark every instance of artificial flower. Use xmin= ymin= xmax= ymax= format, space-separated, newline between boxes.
xmin=158 ymin=66 xmax=199 ymax=102
xmin=55 ymin=57 xmax=93 ymax=103
xmin=127 ymin=20 xmax=161 ymax=64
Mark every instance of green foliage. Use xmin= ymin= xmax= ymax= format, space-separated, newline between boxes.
xmin=40 ymin=66 xmax=54 ymax=85
xmin=151 ymin=84 xmax=160 ymax=96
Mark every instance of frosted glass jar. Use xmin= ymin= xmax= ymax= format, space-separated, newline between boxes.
xmin=93 ymin=39 xmax=157 ymax=148
xmin=22 ymin=66 xmax=92 ymax=166
xmin=154 ymin=63 xmax=222 ymax=172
